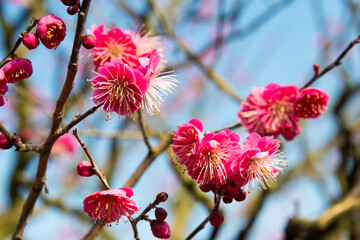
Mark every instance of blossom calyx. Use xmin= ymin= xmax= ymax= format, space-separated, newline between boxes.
xmin=23 ymin=32 xmax=40 ymax=50
xmin=36 ymin=14 xmax=66 ymax=49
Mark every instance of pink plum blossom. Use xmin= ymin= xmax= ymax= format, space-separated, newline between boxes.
xmin=90 ymin=57 xmax=148 ymax=118
xmin=83 ymin=187 xmax=139 ymax=225
xmin=173 ymin=118 xmax=204 ymax=169
xmin=91 ymin=25 xmax=137 ymax=68
xmin=138 ymin=53 xmax=179 ymax=115
xmin=294 ymin=87 xmax=329 ymax=118
xmin=53 ymin=133 xmax=78 ymax=154
xmin=188 ymin=129 xmax=241 ymax=185
xmin=228 ymin=133 xmax=287 ymax=191
xmin=3 ymin=58 xmax=33 ymax=83
xmin=0 ymin=70 xmax=8 ymax=106
xmin=36 ymin=14 xmax=66 ymax=49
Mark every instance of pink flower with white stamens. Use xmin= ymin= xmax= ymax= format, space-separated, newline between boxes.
xmin=83 ymin=187 xmax=139 ymax=225
xmin=90 ymin=57 xmax=148 ymax=118
xmin=228 ymin=133 xmax=287 ymax=191
xmin=92 ymin=25 xmax=137 ymax=68
xmin=138 ymin=54 xmax=179 ymax=116
xmin=173 ymin=119 xmax=204 ymax=169
xmin=238 ymin=83 xmax=301 ymax=140
xmin=188 ymin=129 xmax=241 ymax=185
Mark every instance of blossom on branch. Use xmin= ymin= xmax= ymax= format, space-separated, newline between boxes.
xmin=3 ymin=58 xmax=33 ymax=83
xmin=83 ymin=187 xmax=139 ymax=225
xmin=36 ymin=14 xmax=66 ymax=49
xmin=238 ymin=83 xmax=329 ymax=140
xmin=0 ymin=70 xmax=8 ymax=106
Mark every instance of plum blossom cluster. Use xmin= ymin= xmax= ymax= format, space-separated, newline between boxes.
xmin=238 ymin=83 xmax=329 ymax=140
xmin=88 ymin=25 xmax=178 ymax=117
xmin=172 ymin=119 xmax=288 ymax=197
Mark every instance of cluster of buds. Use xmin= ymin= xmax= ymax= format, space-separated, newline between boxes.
xmin=150 ymin=193 xmax=171 ymax=239
xmin=200 ymin=180 xmax=247 ymax=204
xmin=60 ymin=0 xmax=80 ymax=15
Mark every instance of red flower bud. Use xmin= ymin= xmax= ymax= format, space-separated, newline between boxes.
xmin=150 ymin=220 xmax=171 ymax=239
xmin=156 ymin=192 xmax=168 ymax=202
xmin=0 ymin=134 xmax=12 ymax=149
xmin=313 ymin=63 xmax=320 ymax=75
xmin=76 ymin=161 xmax=96 ymax=177
xmin=199 ymin=184 xmax=212 ymax=193
xmin=60 ymin=0 xmax=77 ymax=6
xmin=221 ymin=180 xmax=239 ymax=199
xmin=209 ymin=209 xmax=224 ymax=227
xmin=155 ymin=207 xmax=168 ymax=221
xmin=81 ymin=35 xmax=96 ymax=49
xmin=36 ymin=14 xmax=66 ymax=49
xmin=234 ymin=189 xmax=247 ymax=202
xmin=23 ymin=32 xmax=40 ymax=50
xmin=67 ymin=5 xmax=80 ymax=15
xmin=3 ymin=58 xmax=33 ymax=83
xmin=222 ymin=196 xmax=233 ymax=204
xmin=0 ymin=70 xmax=8 ymax=106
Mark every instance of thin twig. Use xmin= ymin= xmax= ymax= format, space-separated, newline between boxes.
xmin=0 ymin=123 xmax=42 ymax=152
xmin=214 ymin=122 xmax=242 ymax=133
xmin=72 ymin=129 xmax=111 ymax=190
xmin=301 ymin=35 xmax=360 ymax=89
xmin=11 ymin=1 xmax=92 ymax=239
xmin=185 ymin=193 xmax=223 ymax=240
xmin=138 ymin=111 xmax=152 ymax=152
xmin=0 ymin=17 xmax=38 ymax=68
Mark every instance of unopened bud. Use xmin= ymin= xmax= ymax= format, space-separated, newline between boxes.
xmin=81 ymin=35 xmax=96 ymax=49
xmin=0 ymin=134 xmax=12 ymax=150
xmin=150 ymin=220 xmax=171 ymax=239
xmin=155 ymin=207 xmax=168 ymax=221
xmin=313 ymin=63 xmax=320 ymax=75
xmin=156 ymin=192 xmax=168 ymax=202
xmin=67 ymin=5 xmax=80 ymax=15
xmin=234 ymin=189 xmax=247 ymax=202
xmin=222 ymin=196 xmax=233 ymax=204
xmin=60 ymin=0 xmax=77 ymax=6
xmin=76 ymin=161 xmax=96 ymax=177
xmin=23 ymin=32 xmax=40 ymax=50
xmin=209 ymin=209 xmax=224 ymax=227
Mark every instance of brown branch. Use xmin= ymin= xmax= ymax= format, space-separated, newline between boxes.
xmin=138 ymin=111 xmax=152 ymax=152
xmin=301 ymin=35 xmax=360 ymax=89
xmin=0 ymin=123 xmax=42 ymax=152
xmin=185 ymin=193 xmax=223 ymax=240
xmin=0 ymin=17 xmax=38 ymax=68
xmin=11 ymin=1 xmax=92 ymax=239
xmin=72 ymin=129 xmax=111 ymax=190
xmin=124 ymin=132 xmax=173 ymax=188
xmin=61 ymin=103 xmax=103 ymax=135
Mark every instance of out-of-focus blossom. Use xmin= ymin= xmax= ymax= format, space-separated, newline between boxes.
xmin=0 ymin=134 xmax=12 ymax=149
xmin=22 ymin=32 xmax=40 ymax=50
xmin=36 ymin=14 xmax=66 ymax=49
xmin=3 ymin=58 xmax=33 ymax=83
xmin=0 ymin=70 xmax=8 ymax=106
xmin=83 ymin=187 xmax=139 ymax=225
xmin=150 ymin=220 xmax=171 ymax=239
xmin=90 ymin=57 xmax=148 ymax=118
xmin=294 ymin=87 xmax=329 ymax=118
xmin=52 ymin=133 xmax=78 ymax=155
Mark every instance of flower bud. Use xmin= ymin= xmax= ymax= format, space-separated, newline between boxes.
xmin=150 ymin=220 xmax=171 ymax=239
xmin=221 ymin=180 xmax=239 ymax=199
xmin=155 ymin=207 xmax=168 ymax=221
xmin=199 ymin=184 xmax=211 ymax=193
xmin=36 ymin=14 xmax=66 ymax=49
xmin=67 ymin=5 xmax=80 ymax=15
xmin=76 ymin=161 xmax=95 ymax=177
xmin=234 ymin=189 xmax=247 ymax=202
xmin=0 ymin=70 xmax=8 ymax=106
xmin=209 ymin=209 xmax=224 ymax=227
xmin=22 ymin=32 xmax=40 ymax=50
xmin=60 ymin=0 xmax=77 ymax=5
xmin=81 ymin=35 xmax=96 ymax=49
xmin=156 ymin=192 xmax=168 ymax=202
xmin=0 ymin=134 xmax=12 ymax=149
xmin=313 ymin=63 xmax=320 ymax=75
xmin=3 ymin=59 xmax=33 ymax=83
xmin=222 ymin=196 xmax=233 ymax=204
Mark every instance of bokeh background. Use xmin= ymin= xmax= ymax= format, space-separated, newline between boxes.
xmin=1 ymin=0 xmax=360 ymax=239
